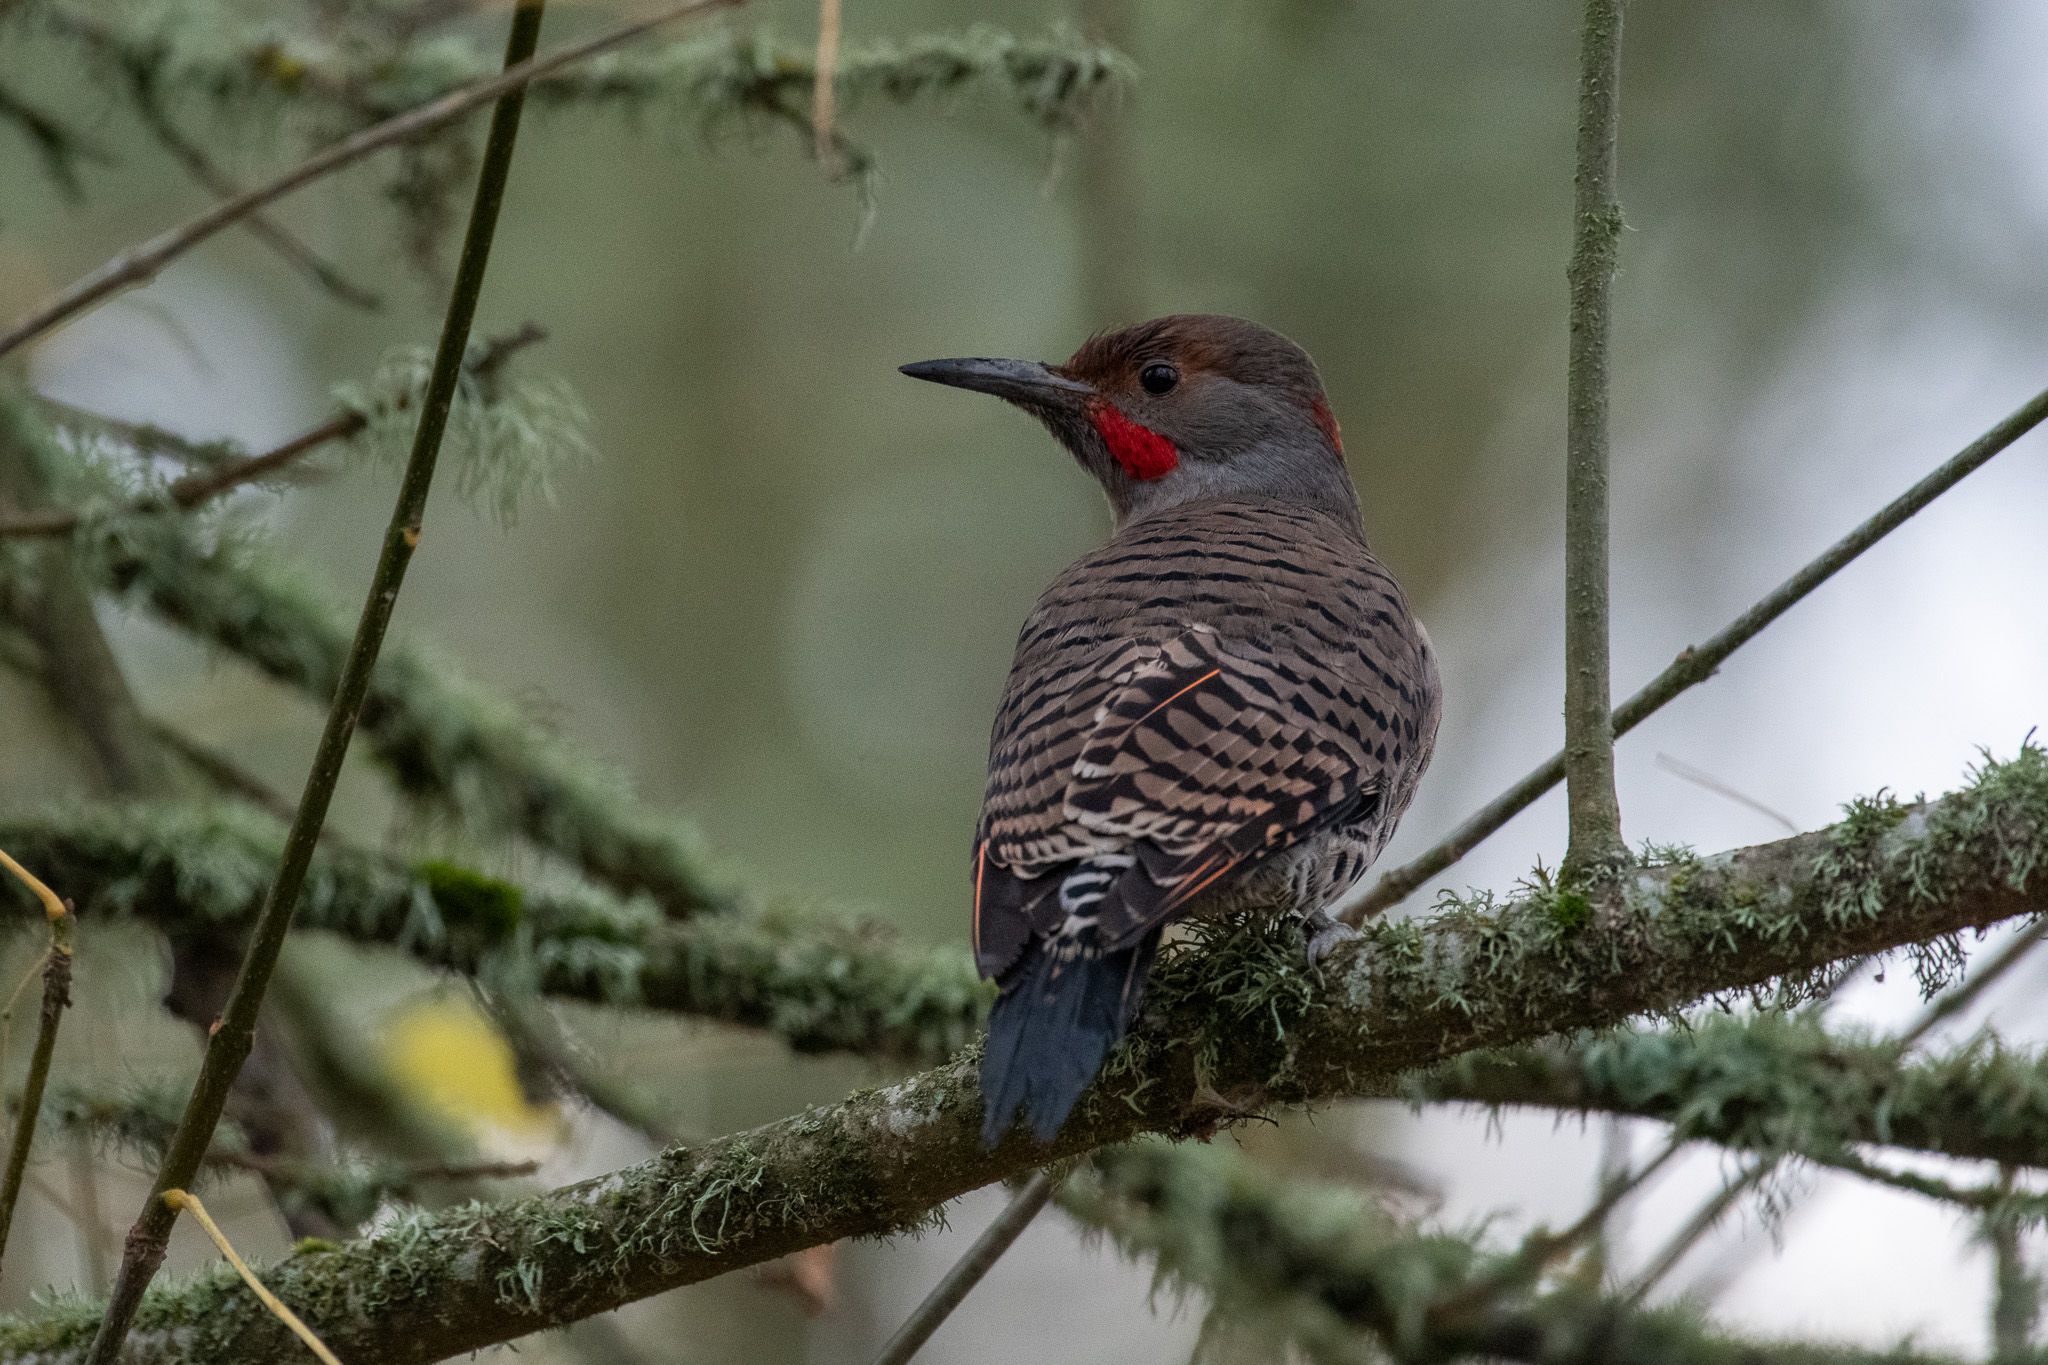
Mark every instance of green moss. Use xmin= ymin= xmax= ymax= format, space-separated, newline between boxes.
xmin=416 ymin=857 xmax=524 ymax=940
xmin=1550 ymin=889 xmax=1592 ymax=932
xmin=0 ymin=803 xmax=984 ymax=1062
xmin=1063 ymin=1140 xmax=1941 ymax=1365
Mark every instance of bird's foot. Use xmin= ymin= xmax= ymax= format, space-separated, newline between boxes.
xmin=1302 ymin=908 xmax=1361 ymax=968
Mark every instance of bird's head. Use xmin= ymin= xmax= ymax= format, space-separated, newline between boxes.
xmin=902 ymin=314 xmax=1356 ymax=525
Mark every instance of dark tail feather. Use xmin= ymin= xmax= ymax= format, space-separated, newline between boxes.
xmin=979 ymin=929 xmax=1160 ymax=1147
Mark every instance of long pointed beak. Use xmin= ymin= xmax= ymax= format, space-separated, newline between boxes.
xmin=898 ymin=356 xmax=1094 ymax=408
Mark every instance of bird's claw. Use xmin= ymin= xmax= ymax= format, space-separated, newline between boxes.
xmin=1303 ymin=910 xmax=1361 ymax=967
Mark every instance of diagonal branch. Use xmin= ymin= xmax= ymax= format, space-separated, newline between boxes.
xmin=1353 ymin=376 xmax=2048 ymax=920
xmin=0 ymin=323 xmax=544 ymax=539
xmin=2 ymin=749 xmax=2041 ymax=1365
xmin=0 ymin=0 xmax=742 ymax=362
xmin=94 ymin=33 xmax=384 ymax=311
xmin=82 ymin=4 xmax=552 ymax=1358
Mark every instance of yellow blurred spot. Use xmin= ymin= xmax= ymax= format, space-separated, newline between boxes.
xmin=381 ymin=997 xmax=553 ymax=1137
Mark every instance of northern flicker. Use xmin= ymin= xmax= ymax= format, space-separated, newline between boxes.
xmin=902 ymin=315 xmax=1442 ymax=1147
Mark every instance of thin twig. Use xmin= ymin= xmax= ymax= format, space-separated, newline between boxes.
xmin=1350 ymin=377 xmax=2048 ymax=921
xmin=1433 ymin=1135 xmax=1680 ymax=1322
xmin=0 ymin=80 xmax=107 ymax=200
xmin=870 ymin=1171 xmax=1058 ymax=1365
xmin=24 ymin=397 xmax=241 ymax=471
xmin=0 ymin=849 xmax=75 ymax=1277
xmin=1655 ymin=753 xmax=1799 ymax=834
xmin=82 ymin=5 xmax=552 ymax=1358
xmin=0 ymin=323 xmax=544 ymax=539
xmin=1621 ymin=1160 xmax=1766 ymax=1307
xmin=811 ymin=0 xmax=845 ymax=177
xmin=212 ymin=1151 xmax=538 ymax=1183
xmin=80 ymin=25 xmax=382 ymax=312
xmin=1560 ymin=0 xmax=1627 ymax=879
xmin=1896 ymin=918 xmax=2048 ymax=1052
xmin=163 ymin=1189 xmax=343 ymax=1365
xmin=1806 ymin=1148 xmax=2022 ymax=1213
xmin=0 ymin=0 xmax=739 ymax=362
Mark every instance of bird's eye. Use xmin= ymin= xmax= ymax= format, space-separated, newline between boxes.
xmin=1139 ymin=362 xmax=1179 ymax=396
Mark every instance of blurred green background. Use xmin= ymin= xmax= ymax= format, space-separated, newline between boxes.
xmin=3 ymin=1 xmax=2047 ymax=1360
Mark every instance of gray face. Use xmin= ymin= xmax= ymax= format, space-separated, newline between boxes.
xmin=901 ymin=314 xmax=1362 ymax=527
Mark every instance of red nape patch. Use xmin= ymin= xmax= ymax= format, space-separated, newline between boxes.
xmin=1088 ymin=401 xmax=1178 ymax=480
xmin=1310 ymin=398 xmax=1344 ymax=454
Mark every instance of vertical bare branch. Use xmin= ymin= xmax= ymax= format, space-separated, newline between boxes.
xmin=0 ymin=851 xmax=72 ymax=1275
xmin=81 ymin=3 xmax=551 ymax=1358
xmin=1561 ymin=0 xmax=1627 ymax=879
xmin=1990 ymin=1167 xmax=2039 ymax=1361
xmin=812 ymin=0 xmax=845 ymax=176
xmin=1352 ymin=377 xmax=2048 ymax=919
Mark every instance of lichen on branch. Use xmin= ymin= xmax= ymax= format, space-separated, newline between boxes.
xmin=0 ymin=801 xmax=985 ymax=1063
xmin=1405 ymin=1010 xmax=2048 ymax=1172
xmin=1062 ymin=1139 xmax=1964 ymax=1365
xmin=86 ymin=519 xmax=734 ymax=914
xmin=0 ymin=748 xmax=2041 ymax=1364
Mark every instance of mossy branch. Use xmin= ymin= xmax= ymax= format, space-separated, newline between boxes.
xmin=27 ymin=1080 xmax=532 ymax=1235
xmin=87 ymin=525 xmax=732 ymax=914
xmin=0 ymin=803 xmax=985 ymax=1064
xmin=42 ymin=11 xmax=1130 ymax=144
xmin=0 ymin=0 xmax=741 ymax=362
xmin=0 ymin=324 xmax=547 ymax=540
xmin=1404 ymin=1011 xmax=2048 ymax=1171
xmin=1 ymin=750 xmax=2042 ymax=1364
xmin=1061 ymin=1140 xmax=1962 ymax=1365
xmin=7 ymin=761 xmax=2048 ymax=1152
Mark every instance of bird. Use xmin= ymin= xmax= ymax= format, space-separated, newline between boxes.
xmin=901 ymin=315 xmax=1442 ymax=1147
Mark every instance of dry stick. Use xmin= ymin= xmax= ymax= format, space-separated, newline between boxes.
xmin=1350 ymin=378 xmax=2048 ymax=922
xmin=0 ymin=848 xmax=74 ymax=1278
xmin=0 ymin=0 xmax=739 ymax=363
xmin=812 ymin=0 xmax=844 ymax=176
xmin=869 ymin=1171 xmax=1059 ymax=1365
xmin=80 ymin=4 xmax=551 ymax=1358
xmin=1560 ymin=0 xmax=1628 ymax=878
xmin=0 ymin=322 xmax=544 ymax=539
xmin=163 ymin=1190 xmax=343 ymax=1365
